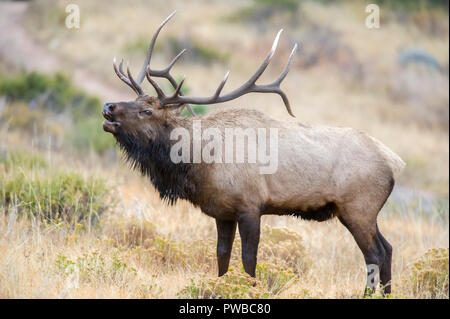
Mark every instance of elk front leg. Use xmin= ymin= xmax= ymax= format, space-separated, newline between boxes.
xmin=238 ymin=213 xmax=260 ymax=277
xmin=216 ymin=219 xmax=237 ymax=276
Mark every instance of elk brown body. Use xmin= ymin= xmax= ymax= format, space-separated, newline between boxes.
xmin=103 ymin=12 xmax=405 ymax=296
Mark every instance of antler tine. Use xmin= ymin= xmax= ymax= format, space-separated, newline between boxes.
xmin=137 ymin=10 xmax=177 ymax=83
xmin=164 ymin=49 xmax=187 ymax=73
xmin=240 ymin=29 xmax=283 ymax=89
xmin=213 ymin=71 xmax=230 ymax=98
xmin=253 ymin=85 xmax=295 ymax=117
xmin=251 ymin=42 xmax=299 ymax=117
xmin=158 ymin=30 xmax=297 ymax=117
xmin=113 ymin=57 xmax=141 ymax=95
xmin=166 ymin=76 xmax=186 ymax=100
xmin=277 ymin=90 xmax=294 ymax=117
xmin=145 ymin=67 xmax=166 ymax=98
xmin=118 ymin=59 xmax=132 ymax=82
xmin=126 ymin=63 xmax=145 ymax=96
xmin=272 ymin=42 xmax=298 ymax=86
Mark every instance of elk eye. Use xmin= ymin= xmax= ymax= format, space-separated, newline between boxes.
xmin=141 ymin=110 xmax=152 ymax=116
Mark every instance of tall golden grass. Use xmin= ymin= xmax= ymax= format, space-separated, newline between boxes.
xmin=0 ymin=139 xmax=448 ymax=298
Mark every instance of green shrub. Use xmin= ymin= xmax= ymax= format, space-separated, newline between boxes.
xmin=0 ymin=72 xmax=115 ymax=154
xmin=254 ymin=0 xmax=300 ymax=11
xmin=177 ymin=261 xmax=296 ymax=299
xmin=104 ymin=217 xmax=158 ymax=248
xmin=123 ymin=34 xmax=229 ymax=65
xmin=256 ymin=263 xmax=296 ymax=295
xmin=0 ymin=72 xmax=99 ymax=116
xmin=191 ymin=42 xmax=231 ymax=64
xmin=374 ymin=0 xmax=449 ymax=12
xmin=0 ymin=72 xmax=59 ymax=105
xmin=0 ymin=151 xmax=109 ymax=224
xmin=54 ymin=252 xmax=136 ymax=283
xmin=135 ymin=282 xmax=163 ymax=298
xmin=164 ymin=36 xmax=230 ymax=65
xmin=121 ymin=37 xmax=152 ymax=56
xmin=253 ymin=225 xmax=310 ymax=274
xmin=411 ymin=248 xmax=449 ymax=298
xmin=0 ymin=150 xmax=48 ymax=171
xmin=104 ymin=217 xmax=191 ymax=270
xmin=68 ymin=117 xmax=115 ymax=155
xmin=178 ymin=270 xmax=270 ymax=299
xmin=226 ymin=0 xmax=300 ymax=24
xmin=0 ymin=101 xmax=61 ymax=136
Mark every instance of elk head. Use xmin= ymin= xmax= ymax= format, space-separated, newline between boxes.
xmin=103 ymin=11 xmax=298 ymax=138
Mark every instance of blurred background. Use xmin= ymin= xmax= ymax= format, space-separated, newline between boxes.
xmin=0 ymin=0 xmax=448 ymax=298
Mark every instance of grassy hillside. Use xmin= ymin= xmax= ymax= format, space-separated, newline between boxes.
xmin=0 ymin=145 xmax=447 ymax=298
xmin=24 ymin=0 xmax=449 ymax=196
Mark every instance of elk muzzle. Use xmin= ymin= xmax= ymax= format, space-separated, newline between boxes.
xmin=102 ymin=103 xmax=121 ymax=134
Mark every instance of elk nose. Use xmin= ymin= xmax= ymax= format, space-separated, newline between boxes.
xmin=103 ymin=103 xmax=116 ymax=114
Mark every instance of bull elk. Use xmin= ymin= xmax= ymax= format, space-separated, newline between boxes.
xmin=102 ymin=11 xmax=405 ymax=296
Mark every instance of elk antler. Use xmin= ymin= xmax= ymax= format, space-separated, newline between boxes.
xmin=136 ymin=10 xmax=195 ymax=115
xmin=113 ymin=58 xmax=144 ymax=96
xmin=113 ymin=11 xmax=195 ymax=115
xmin=146 ymin=29 xmax=298 ymax=117
xmin=113 ymin=11 xmax=298 ymax=117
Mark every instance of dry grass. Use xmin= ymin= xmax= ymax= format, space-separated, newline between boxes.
xmin=0 ymin=138 xmax=448 ymax=299
xmin=0 ymin=149 xmax=448 ymax=298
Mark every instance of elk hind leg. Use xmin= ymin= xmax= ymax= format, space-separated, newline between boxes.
xmin=338 ymin=213 xmax=386 ymax=297
xmin=377 ymin=224 xmax=393 ymax=294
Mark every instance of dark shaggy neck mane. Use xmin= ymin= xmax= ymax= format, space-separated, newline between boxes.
xmin=115 ymin=130 xmax=197 ymax=205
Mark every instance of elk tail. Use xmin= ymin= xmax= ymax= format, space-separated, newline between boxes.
xmin=369 ymin=136 xmax=406 ymax=179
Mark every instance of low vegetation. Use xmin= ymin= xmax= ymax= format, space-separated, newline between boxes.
xmin=410 ymin=248 xmax=449 ymax=298
xmin=226 ymin=0 xmax=300 ymax=26
xmin=0 ymin=72 xmax=115 ymax=154
xmin=0 ymin=72 xmax=99 ymax=116
xmin=0 ymin=150 xmax=109 ymax=224
xmin=0 ymin=137 xmax=446 ymax=298
xmin=178 ymin=271 xmax=271 ymax=299
xmin=123 ymin=35 xmax=230 ymax=65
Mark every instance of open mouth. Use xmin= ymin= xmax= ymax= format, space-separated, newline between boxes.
xmin=102 ymin=112 xmax=120 ymax=133
xmin=103 ymin=120 xmax=120 ymax=133
xmin=102 ymin=111 xmax=114 ymax=121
